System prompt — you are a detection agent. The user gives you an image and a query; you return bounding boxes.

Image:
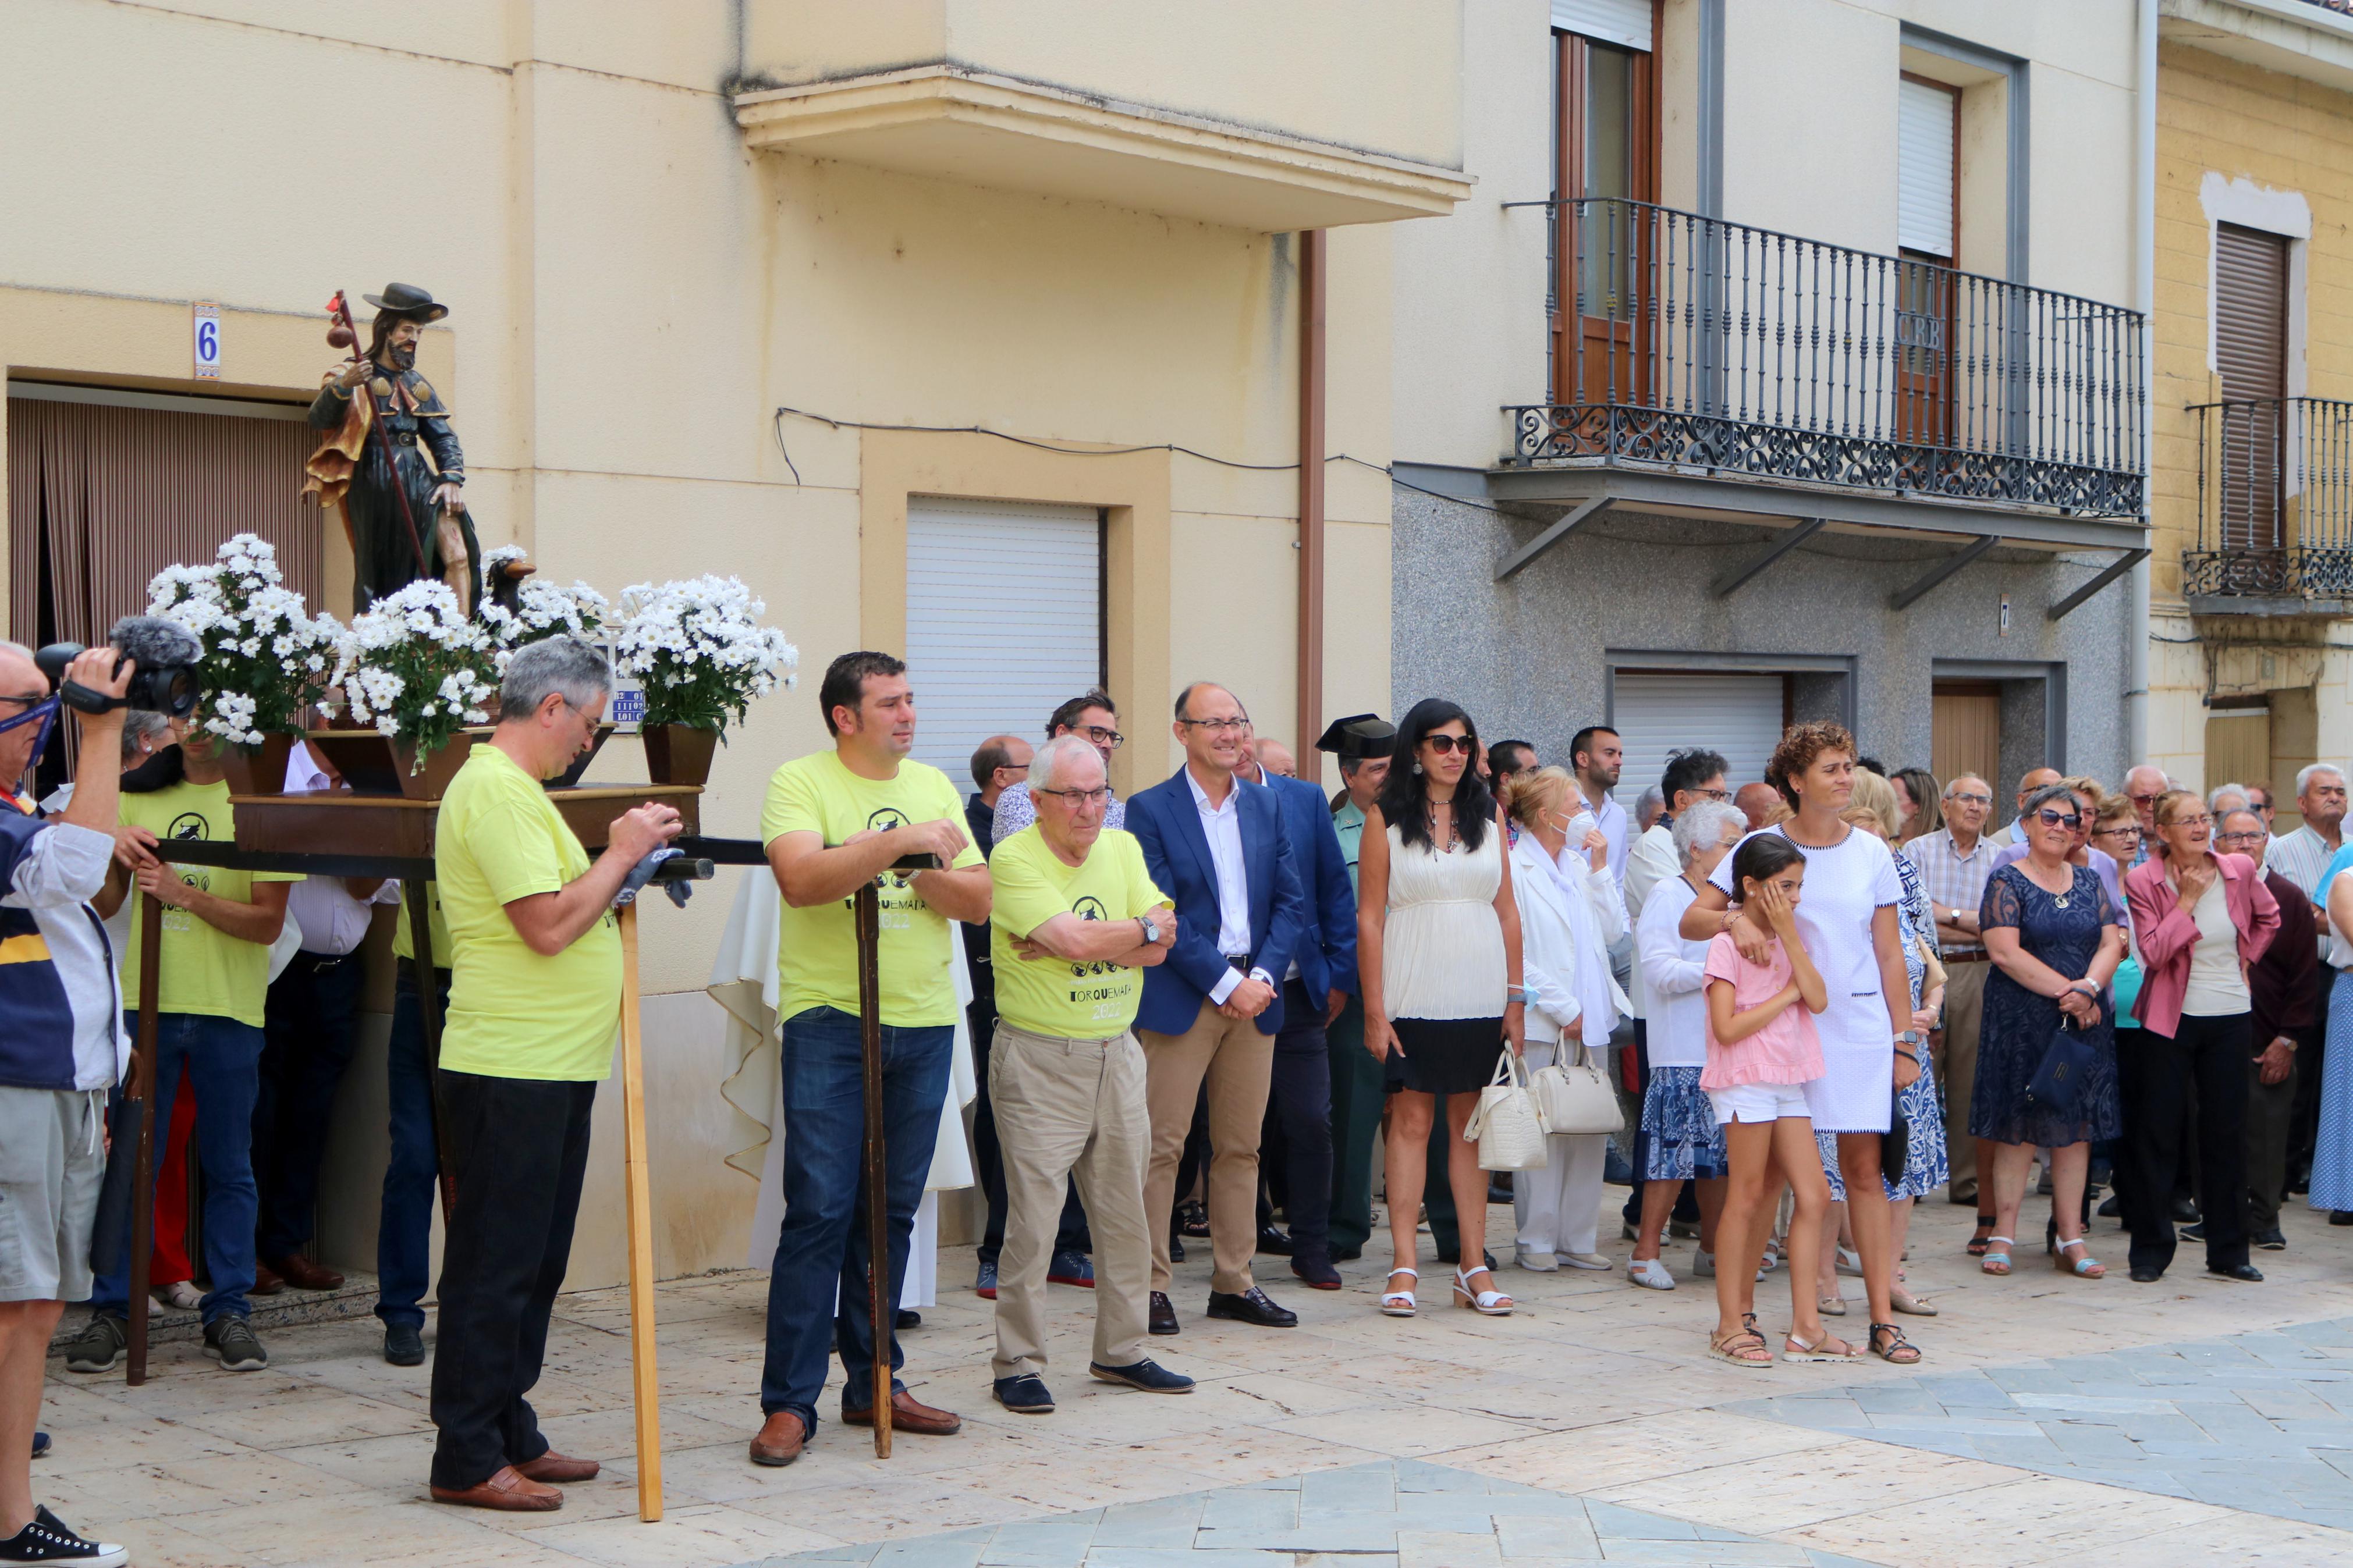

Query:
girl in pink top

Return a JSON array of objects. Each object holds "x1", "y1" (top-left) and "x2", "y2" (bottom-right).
[{"x1": 1701, "y1": 835, "x2": 1850, "y2": 1365}]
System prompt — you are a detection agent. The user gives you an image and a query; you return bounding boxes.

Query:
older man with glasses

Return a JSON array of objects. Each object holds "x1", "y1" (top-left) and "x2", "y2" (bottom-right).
[{"x1": 1907, "y1": 774, "x2": 1998, "y2": 1209}]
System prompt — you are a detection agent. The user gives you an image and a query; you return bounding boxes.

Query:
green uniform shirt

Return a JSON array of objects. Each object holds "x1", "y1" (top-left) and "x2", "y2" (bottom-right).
[
  {"x1": 988, "y1": 825, "x2": 1167, "y2": 1038},
  {"x1": 436, "y1": 745, "x2": 620, "y2": 1082},
  {"x1": 1334, "y1": 798, "x2": 1368, "y2": 897},
  {"x1": 119, "y1": 780, "x2": 301, "y2": 1029},
  {"x1": 761, "y1": 750, "x2": 984, "y2": 1029}
]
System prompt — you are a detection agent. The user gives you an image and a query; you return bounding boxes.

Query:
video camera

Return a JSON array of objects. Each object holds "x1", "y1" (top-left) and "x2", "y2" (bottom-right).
[{"x1": 34, "y1": 616, "x2": 203, "y2": 720}]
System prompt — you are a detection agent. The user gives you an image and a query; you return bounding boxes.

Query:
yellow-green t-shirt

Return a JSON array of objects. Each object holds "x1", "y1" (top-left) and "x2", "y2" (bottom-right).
[
  {"x1": 392, "y1": 881, "x2": 450, "y2": 968},
  {"x1": 436, "y1": 745, "x2": 620, "y2": 1081},
  {"x1": 989, "y1": 826, "x2": 1167, "y2": 1038},
  {"x1": 119, "y1": 780, "x2": 301, "y2": 1029},
  {"x1": 761, "y1": 750, "x2": 984, "y2": 1028}
]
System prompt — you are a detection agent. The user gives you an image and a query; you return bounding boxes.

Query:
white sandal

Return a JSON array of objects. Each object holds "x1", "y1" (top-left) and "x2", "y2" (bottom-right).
[
  {"x1": 1380, "y1": 1267, "x2": 1418, "y2": 1317},
  {"x1": 1453, "y1": 1265, "x2": 1513, "y2": 1315},
  {"x1": 1626, "y1": 1257, "x2": 1677, "y2": 1291}
]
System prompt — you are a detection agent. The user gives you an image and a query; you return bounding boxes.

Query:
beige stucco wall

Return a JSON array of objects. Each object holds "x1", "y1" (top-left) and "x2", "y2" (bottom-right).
[{"x1": 2, "y1": 0, "x2": 1403, "y2": 1286}]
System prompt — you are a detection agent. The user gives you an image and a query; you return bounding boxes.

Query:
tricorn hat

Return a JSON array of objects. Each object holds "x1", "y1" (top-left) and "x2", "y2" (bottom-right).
[
  {"x1": 363, "y1": 283, "x2": 448, "y2": 322},
  {"x1": 1315, "y1": 713, "x2": 1395, "y2": 759}
]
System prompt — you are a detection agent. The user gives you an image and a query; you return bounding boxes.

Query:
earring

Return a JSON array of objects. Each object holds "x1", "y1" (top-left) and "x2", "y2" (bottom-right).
[{"x1": 1411, "y1": 761, "x2": 1423, "y2": 775}]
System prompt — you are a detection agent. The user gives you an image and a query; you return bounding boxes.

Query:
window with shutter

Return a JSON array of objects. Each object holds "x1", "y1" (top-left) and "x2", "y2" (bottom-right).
[
  {"x1": 1896, "y1": 75, "x2": 1958, "y2": 449},
  {"x1": 1550, "y1": 5, "x2": 1660, "y2": 408},
  {"x1": 2213, "y1": 223, "x2": 2289, "y2": 552},
  {"x1": 1608, "y1": 671, "x2": 1788, "y2": 815}
]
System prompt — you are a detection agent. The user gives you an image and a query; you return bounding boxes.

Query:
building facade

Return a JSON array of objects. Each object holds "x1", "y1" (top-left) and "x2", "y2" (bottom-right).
[
  {"x1": 1, "y1": 1, "x2": 1465, "y2": 1283},
  {"x1": 2150, "y1": 0, "x2": 2353, "y2": 823},
  {"x1": 1390, "y1": 0, "x2": 2150, "y2": 813}
]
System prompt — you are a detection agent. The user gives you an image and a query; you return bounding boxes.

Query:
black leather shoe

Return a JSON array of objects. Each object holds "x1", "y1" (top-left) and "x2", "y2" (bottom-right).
[
  {"x1": 2096, "y1": 1193, "x2": 2122, "y2": 1218},
  {"x1": 2254, "y1": 1227, "x2": 2287, "y2": 1251},
  {"x1": 2333, "y1": 1210, "x2": 2353, "y2": 1226},
  {"x1": 2170, "y1": 1197, "x2": 2201, "y2": 1224},
  {"x1": 896, "y1": 1309, "x2": 921, "y2": 1329},
  {"x1": 384, "y1": 1324, "x2": 425, "y2": 1367},
  {"x1": 2208, "y1": 1262, "x2": 2264, "y2": 1283},
  {"x1": 1148, "y1": 1291, "x2": 1179, "y2": 1336},
  {"x1": 992, "y1": 1374, "x2": 1054, "y2": 1413},
  {"x1": 1291, "y1": 1253, "x2": 1342, "y2": 1290},
  {"x1": 1089, "y1": 1358, "x2": 1195, "y2": 1394},
  {"x1": 1256, "y1": 1224, "x2": 1294, "y2": 1257},
  {"x1": 2129, "y1": 1266, "x2": 2164, "y2": 1282},
  {"x1": 2180, "y1": 1222, "x2": 2206, "y2": 1242},
  {"x1": 1205, "y1": 1286, "x2": 1297, "y2": 1328},
  {"x1": 1168, "y1": 1234, "x2": 1186, "y2": 1263}
]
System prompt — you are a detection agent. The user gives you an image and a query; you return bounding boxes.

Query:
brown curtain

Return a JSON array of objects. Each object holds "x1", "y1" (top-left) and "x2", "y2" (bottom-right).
[{"x1": 8, "y1": 396, "x2": 320, "y2": 649}]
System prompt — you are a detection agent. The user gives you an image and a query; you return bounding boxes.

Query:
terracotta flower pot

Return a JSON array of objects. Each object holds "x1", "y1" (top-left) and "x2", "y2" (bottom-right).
[
  {"x1": 219, "y1": 733, "x2": 296, "y2": 797},
  {"x1": 643, "y1": 723, "x2": 720, "y2": 787},
  {"x1": 391, "y1": 731, "x2": 482, "y2": 801}
]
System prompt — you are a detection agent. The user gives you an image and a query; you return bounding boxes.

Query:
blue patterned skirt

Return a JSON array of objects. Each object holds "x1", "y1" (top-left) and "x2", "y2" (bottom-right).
[
  {"x1": 1639, "y1": 1066, "x2": 1727, "y2": 1182},
  {"x1": 2311, "y1": 973, "x2": 2353, "y2": 1213},
  {"x1": 1821, "y1": 1052, "x2": 1950, "y2": 1202}
]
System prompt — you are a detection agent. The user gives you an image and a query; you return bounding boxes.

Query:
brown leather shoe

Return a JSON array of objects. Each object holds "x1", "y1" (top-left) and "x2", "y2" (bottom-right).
[
  {"x1": 249, "y1": 1263, "x2": 286, "y2": 1297},
  {"x1": 265, "y1": 1254, "x2": 346, "y2": 1292},
  {"x1": 514, "y1": 1450, "x2": 600, "y2": 1483},
  {"x1": 748, "y1": 1410, "x2": 807, "y2": 1467},
  {"x1": 842, "y1": 1389, "x2": 962, "y2": 1437},
  {"x1": 430, "y1": 1464, "x2": 562, "y2": 1512}
]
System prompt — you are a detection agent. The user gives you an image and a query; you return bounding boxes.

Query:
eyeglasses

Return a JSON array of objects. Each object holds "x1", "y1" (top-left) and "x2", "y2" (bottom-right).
[
  {"x1": 1690, "y1": 787, "x2": 1732, "y2": 802},
  {"x1": 2091, "y1": 825, "x2": 2141, "y2": 841},
  {"x1": 2214, "y1": 830, "x2": 2266, "y2": 845},
  {"x1": 1421, "y1": 734, "x2": 1472, "y2": 755},
  {"x1": 1076, "y1": 725, "x2": 1124, "y2": 750},
  {"x1": 2163, "y1": 812, "x2": 2213, "y2": 830},
  {"x1": 998, "y1": 763, "x2": 1031, "y2": 777},
  {"x1": 1178, "y1": 716, "x2": 1251, "y2": 734},
  {"x1": 1035, "y1": 786, "x2": 1111, "y2": 806},
  {"x1": 2033, "y1": 808, "x2": 2083, "y2": 830},
  {"x1": 1944, "y1": 791, "x2": 1992, "y2": 808}
]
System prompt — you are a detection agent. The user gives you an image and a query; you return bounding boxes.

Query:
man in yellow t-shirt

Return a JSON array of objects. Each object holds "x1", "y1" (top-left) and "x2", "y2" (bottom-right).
[
  {"x1": 424, "y1": 637, "x2": 680, "y2": 1514},
  {"x1": 750, "y1": 652, "x2": 989, "y2": 1467},
  {"x1": 984, "y1": 736, "x2": 1188, "y2": 1414},
  {"x1": 80, "y1": 726, "x2": 300, "y2": 1374}
]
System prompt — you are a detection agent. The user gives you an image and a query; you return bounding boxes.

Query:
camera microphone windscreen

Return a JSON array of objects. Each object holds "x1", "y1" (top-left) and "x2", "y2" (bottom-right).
[{"x1": 109, "y1": 616, "x2": 203, "y2": 670}]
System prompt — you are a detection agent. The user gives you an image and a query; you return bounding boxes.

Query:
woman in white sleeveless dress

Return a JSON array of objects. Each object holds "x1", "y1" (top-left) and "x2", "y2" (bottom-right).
[{"x1": 1358, "y1": 701, "x2": 1526, "y2": 1318}]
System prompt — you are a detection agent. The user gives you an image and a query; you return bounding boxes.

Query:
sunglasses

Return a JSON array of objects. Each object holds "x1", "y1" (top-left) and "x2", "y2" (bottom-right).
[
  {"x1": 1421, "y1": 734, "x2": 1473, "y2": 755},
  {"x1": 2033, "y1": 808, "x2": 2083, "y2": 830}
]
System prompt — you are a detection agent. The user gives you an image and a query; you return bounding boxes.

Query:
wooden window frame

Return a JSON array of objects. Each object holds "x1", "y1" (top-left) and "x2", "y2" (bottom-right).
[{"x1": 1551, "y1": 3, "x2": 1663, "y2": 409}]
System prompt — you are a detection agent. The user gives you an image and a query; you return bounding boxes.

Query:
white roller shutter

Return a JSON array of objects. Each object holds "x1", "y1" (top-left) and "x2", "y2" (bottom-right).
[
  {"x1": 1898, "y1": 77, "x2": 1957, "y2": 258},
  {"x1": 1552, "y1": 0, "x2": 1652, "y2": 51},
  {"x1": 906, "y1": 496, "x2": 1101, "y2": 781},
  {"x1": 1609, "y1": 672, "x2": 1787, "y2": 815}
]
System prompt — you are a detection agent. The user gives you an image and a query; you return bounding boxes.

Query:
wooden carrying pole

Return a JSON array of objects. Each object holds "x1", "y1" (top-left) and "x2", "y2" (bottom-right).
[
  {"x1": 616, "y1": 902, "x2": 664, "y2": 1521},
  {"x1": 126, "y1": 891, "x2": 163, "y2": 1386},
  {"x1": 854, "y1": 882, "x2": 892, "y2": 1459}
]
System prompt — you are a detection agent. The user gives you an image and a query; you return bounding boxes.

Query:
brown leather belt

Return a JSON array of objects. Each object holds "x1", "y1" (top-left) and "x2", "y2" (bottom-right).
[{"x1": 1943, "y1": 950, "x2": 1990, "y2": 964}]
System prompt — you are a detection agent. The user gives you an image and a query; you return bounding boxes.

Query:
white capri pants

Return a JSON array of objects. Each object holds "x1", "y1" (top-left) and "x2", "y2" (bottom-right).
[{"x1": 1510, "y1": 1039, "x2": 1610, "y2": 1256}]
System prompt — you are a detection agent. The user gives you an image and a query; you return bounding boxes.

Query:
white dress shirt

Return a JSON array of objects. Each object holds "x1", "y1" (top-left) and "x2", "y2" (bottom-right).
[
  {"x1": 1635, "y1": 874, "x2": 1710, "y2": 1068},
  {"x1": 279, "y1": 740, "x2": 399, "y2": 955},
  {"x1": 1186, "y1": 766, "x2": 1271, "y2": 1005},
  {"x1": 1583, "y1": 785, "x2": 1630, "y2": 891}
]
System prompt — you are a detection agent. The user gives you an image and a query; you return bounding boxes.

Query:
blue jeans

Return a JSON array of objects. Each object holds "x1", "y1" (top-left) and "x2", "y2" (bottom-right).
[
  {"x1": 760, "y1": 1007, "x2": 949, "y2": 1430},
  {"x1": 93, "y1": 1012, "x2": 264, "y2": 1324},
  {"x1": 375, "y1": 964, "x2": 447, "y2": 1330}
]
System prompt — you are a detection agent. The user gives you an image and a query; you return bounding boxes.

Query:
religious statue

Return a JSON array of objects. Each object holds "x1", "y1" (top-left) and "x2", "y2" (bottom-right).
[{"x1": 303, "y1": 283, "x2": 483, "y2": 614}]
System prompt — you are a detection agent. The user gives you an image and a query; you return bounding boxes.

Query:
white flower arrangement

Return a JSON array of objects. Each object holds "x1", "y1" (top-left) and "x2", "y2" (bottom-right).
[
  {"x1": 330, "y1": 579, "x2": 496, "y2": 765},
  {"x1": 612, "y1": 575, "x2": 797, "y2": 733},
  {"x1": 481, "y1": 577, "x2": 609, "y2": 673},
  {"x1": 145, "y1": 534, "x2": 341, "y2": 745}
]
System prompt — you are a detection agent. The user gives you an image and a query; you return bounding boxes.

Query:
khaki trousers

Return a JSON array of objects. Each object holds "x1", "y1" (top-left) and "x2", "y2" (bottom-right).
[
  {"x1": 1936, "y1": 959, "x2": 1989, "y2": 1199},
  {"x1": 988, "y1": 1023, "x2": 1153, "y2": 1381},
  {"x1": 1141, "y1": 1000, "x2": 1276, "y2": 1294}
]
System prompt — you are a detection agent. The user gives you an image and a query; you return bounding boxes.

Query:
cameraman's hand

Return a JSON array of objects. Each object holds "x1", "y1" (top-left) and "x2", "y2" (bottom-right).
[
  {"x1": 608, "y1": 803, "x2": 683, "y2": 865},
  {"x1": 63, "y1": 647, "x2": 133, "y2": 727}
]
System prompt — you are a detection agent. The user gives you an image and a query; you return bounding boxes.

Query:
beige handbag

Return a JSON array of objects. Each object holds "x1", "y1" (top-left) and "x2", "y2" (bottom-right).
[
  {"x1": 1529, "y1": 1038, "x2": 1624, "y2": 1136},
  {"x1": 1465, "y1": 1050, "x2": 1552, "y2": 1171}
]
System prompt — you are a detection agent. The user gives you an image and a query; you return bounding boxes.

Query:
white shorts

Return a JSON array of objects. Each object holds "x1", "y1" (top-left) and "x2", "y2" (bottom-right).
[{"x1": 1707, "y1": 1082, "x2": 1813, "y2": 1126}]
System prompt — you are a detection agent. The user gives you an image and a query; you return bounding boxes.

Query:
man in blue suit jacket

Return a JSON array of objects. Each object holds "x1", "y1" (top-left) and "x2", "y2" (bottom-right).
[
  {"x1": 1238, "y1": 737, "x2": 1357, "y2": 1290},
  {"x1": 1127, "y1": 683, "x2": 1306, "y2": 1335}
]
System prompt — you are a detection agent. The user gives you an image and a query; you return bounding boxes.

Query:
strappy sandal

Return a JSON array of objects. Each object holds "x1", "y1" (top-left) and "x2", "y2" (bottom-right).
[
  {"x1": 1380, "y1": 1267, "x2": 1418, "y2": 1317},
  {"x1": 1965, "y1": 1215, "x2": 1997, "y2": 1257},
  {"x1": 1979, "y1": 1236, "x2": 2014, "y2": 1276},
  {"x1": 1454, "y1": 1265, "x2": 1513, "y2": 1316},
  {"x1": 2052, "y1": 1237, "x2": 2106, "y2": 1279},
  {"x1": 1868, "y1": 1322, "x2": 1922, "y2": 1364},
  {"x1": 1709, "y1": 1322, "x2": 1773, "y2": 1368},
  {"x1": 1784, "y1": 1328, "x2": 1862, "y2": 1363}
]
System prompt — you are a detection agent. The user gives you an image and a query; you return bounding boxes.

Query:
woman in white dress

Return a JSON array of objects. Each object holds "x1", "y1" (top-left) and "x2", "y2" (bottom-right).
[
  {"x1": 1681, "y1": 721, "x2": 1923, "y2": 1365},
  {"x1": 1502, "y1": 767, "x2": 1627, "y2": 1273},
  {"x1": 1358, "y1": 699, "x2": 1526, "y2": 1318}
]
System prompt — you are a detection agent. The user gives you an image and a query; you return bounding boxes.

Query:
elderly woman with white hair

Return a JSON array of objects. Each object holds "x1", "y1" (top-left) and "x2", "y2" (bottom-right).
[{"x1": 1626, "y1": 799, "x2": 1747, "y2": 1289}]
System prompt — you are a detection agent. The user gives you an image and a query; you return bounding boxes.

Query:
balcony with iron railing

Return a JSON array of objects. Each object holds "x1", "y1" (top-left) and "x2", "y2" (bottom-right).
[
  {"x1": 1500, "y1": 199, "x2": 2146, "y2": 523},
  {"x1": 2185, "y1": 396, "x2": 2353, "y2": 611}
]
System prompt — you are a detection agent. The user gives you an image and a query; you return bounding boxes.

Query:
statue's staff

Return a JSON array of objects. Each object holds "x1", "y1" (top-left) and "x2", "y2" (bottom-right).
[{"x1": 326, "y1": 289, "x2": 433, "y2": 584}]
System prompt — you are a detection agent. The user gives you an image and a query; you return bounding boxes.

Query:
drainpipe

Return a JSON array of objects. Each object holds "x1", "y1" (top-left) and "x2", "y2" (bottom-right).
[
  {"x1": 2128, "y1": 0, "x2": 2156, "y2": 767},
  {"x1": 1297, "y1": 229, "x2": 1327, "y2": 771}
]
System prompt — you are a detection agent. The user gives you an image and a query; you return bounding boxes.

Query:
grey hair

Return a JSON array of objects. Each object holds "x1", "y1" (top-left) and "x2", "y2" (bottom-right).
[
  {"x1": 2208, "y1": 781, "x2": 2250, "y2": 816},
  {"x1": 2020, "y1": 781, "x2": 2081, "y2": 823},
  {"x1": 120, "y1": 708, "x2": 173, "y2": 764},
  {"x1": 1028, "y1": 733, "x2": 1105, "y2": 794},
  {"x1": 2298, "y1": 762, "x2": 2345, "y2": 795},
  {"x1": 1673, "y1": 800, "x2": 1747, "y2": 868},
  {"x1": 1942, "y1": 773, "x2": 1989, "y2": 799},
  {"x1": 497, "y1": 634, "x2": 610, "y2": 722},
  {"x1": 1637, "y1": 784, "x2": 1666, "y2": 815}
]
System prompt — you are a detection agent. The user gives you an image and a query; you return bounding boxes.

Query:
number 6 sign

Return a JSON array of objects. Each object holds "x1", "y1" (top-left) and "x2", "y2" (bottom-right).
[{"x1": 191, "y1": 302, "x2": 221, "y2": 381}]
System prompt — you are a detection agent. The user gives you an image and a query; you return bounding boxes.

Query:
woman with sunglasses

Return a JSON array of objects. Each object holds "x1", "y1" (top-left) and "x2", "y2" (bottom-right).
[
  {"x1": 1972, "y1": 783, "x2": 2128, "y2": 1281},
  {"x1": 2119, "y1": 791, "x2": 2280, "y2": 1283},
  {"x1": 1357, "y1": 699, "x2": 1525, "y2": 1317}
]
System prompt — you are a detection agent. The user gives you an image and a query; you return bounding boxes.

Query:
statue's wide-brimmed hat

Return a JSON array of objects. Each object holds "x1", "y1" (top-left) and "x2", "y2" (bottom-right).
[{"x1": 363, "y1": 283, "x2": 448, "y2": 322}]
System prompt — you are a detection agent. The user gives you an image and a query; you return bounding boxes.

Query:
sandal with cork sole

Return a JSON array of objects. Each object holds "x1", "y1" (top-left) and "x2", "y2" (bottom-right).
[
  {"x1": 1979, "y1": 1238, "x2": 2015, "y2": 1276},
  {"x1": 1710, "y1": 1313, "x2": 1773, "y2": 1368},
  {"x1": 1453, "y1": 1266, "x2": 1513, "y2": 1316}
]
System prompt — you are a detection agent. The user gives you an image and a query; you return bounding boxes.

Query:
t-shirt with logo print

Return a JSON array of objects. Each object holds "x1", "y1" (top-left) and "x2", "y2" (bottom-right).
[
  {"x1": 989, "y1": 824, "x2": 1169, "y2": 1039},
  {"x1": 118, "y1": 778, "x2": 303, "y2": 1029},
  {"x1": 761, "y1": 749, "x2": 984, "y2": 1029}
]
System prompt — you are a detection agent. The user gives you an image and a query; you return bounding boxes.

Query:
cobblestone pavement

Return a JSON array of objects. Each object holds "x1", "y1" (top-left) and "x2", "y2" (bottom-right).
[{"x1": 31, "y1": 1198, "x2": 2353, "y2": 1566}]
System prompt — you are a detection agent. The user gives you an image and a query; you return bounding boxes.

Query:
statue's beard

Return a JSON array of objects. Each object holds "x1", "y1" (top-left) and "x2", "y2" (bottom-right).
[{"x1": 385, "y1": 340, "x2": 418, "y2": 371}]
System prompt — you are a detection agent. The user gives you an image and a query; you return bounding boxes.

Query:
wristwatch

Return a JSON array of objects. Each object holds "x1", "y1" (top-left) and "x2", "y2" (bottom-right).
[{"x1": 1138, "y1": 913, "x2": 1162, "y2": 946}]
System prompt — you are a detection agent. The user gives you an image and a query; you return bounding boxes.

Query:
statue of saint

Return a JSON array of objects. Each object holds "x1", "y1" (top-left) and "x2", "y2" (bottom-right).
[{"x1": 303, "y1": 284, "x2": 481, "y2": 614}]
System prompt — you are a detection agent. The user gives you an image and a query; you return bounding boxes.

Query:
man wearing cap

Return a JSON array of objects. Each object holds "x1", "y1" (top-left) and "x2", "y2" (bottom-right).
[
  {"x1": 1316, "y1": 713, "x2": 1392, "y2": 1261},
  {"x1": 306, "y1": 282, "x2": 481, "y2": 613}
]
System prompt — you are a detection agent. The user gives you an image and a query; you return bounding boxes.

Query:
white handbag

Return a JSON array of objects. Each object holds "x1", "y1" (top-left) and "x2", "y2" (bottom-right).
[
  {"x1": 1529, "y1": 1038, "x2": 1624, "y2": 1136},
  {"x1": 1464, "y1": 1049, "x2": 1551, "y2": 1171}
]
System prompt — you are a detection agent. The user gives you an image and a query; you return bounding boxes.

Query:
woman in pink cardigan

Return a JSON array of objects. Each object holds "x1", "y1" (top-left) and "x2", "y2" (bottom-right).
[{"x1": 2121, "y1": 791, "x2": 2281, "y2": 1285}]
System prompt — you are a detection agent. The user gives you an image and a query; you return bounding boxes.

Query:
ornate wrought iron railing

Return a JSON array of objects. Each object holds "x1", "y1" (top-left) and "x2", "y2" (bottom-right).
[
  {"x1": 2184, "y1": 396, "x2": 2353, "y2": 602},
  {"x1": 1503, "y1": 198, "x2": 2145, "y2": 517}
]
